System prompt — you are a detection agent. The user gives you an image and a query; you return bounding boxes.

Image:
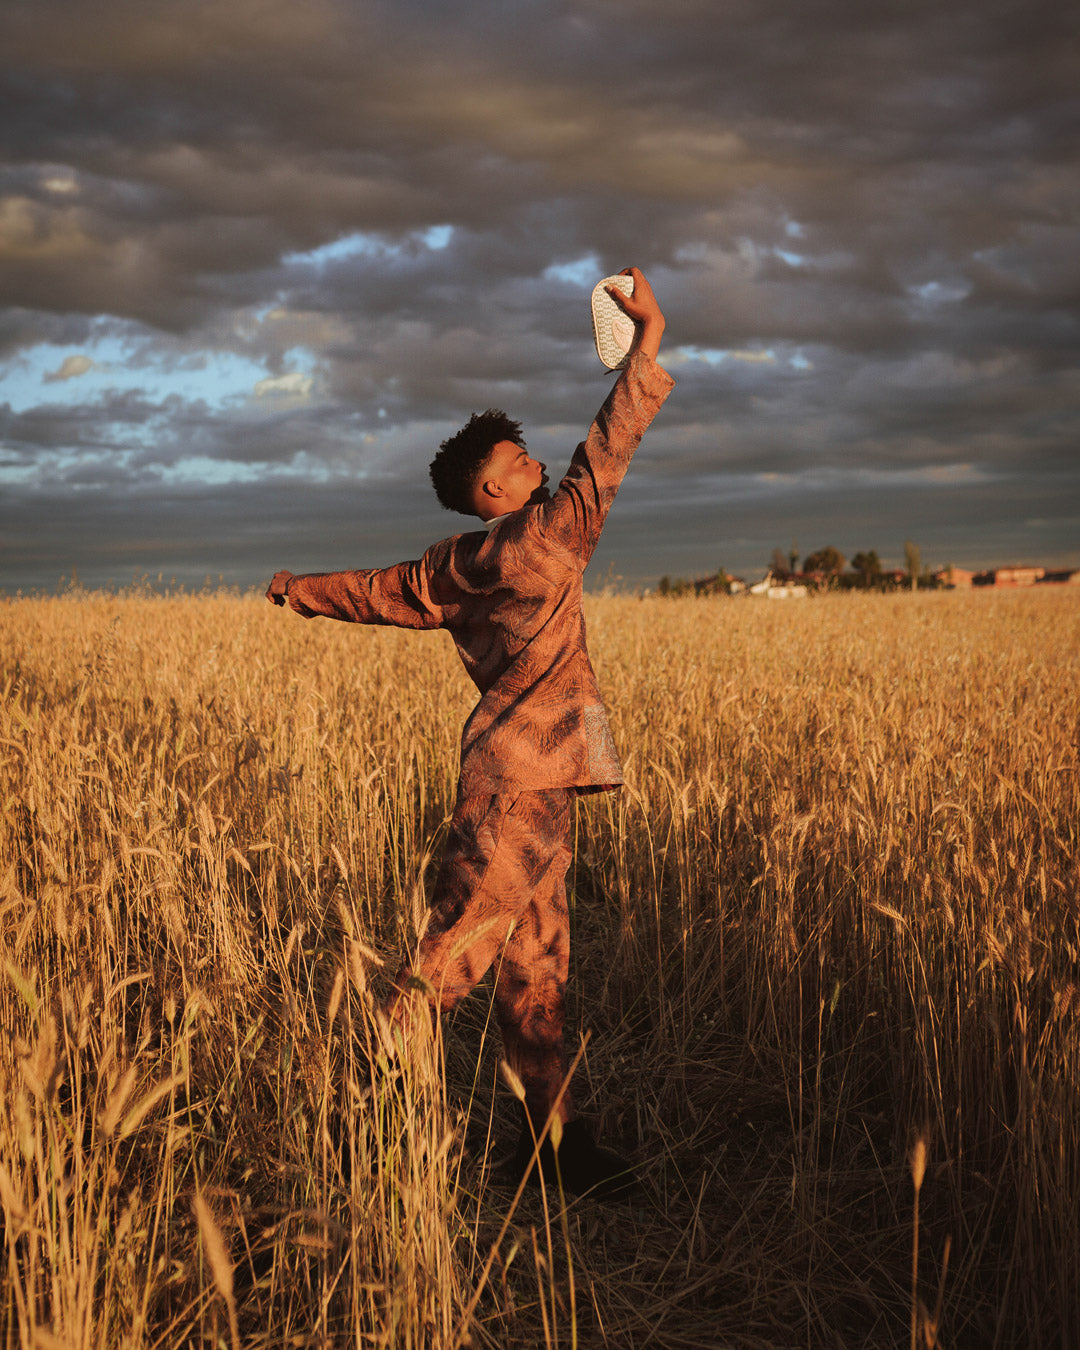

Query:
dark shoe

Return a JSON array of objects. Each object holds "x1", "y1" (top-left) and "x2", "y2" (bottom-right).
[{"x1": 508, "y1": 1119, "x2": 640, "y2": 1200}]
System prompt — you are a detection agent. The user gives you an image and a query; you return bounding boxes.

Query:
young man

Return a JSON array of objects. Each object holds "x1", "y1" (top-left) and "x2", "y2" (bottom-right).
[{"x1": 267, "y1": 268, "x2": 673, "y2": 1195}]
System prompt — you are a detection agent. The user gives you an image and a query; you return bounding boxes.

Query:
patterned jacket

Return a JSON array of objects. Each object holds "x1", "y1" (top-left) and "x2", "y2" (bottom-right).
[{"x1": 284, "y1": 350, "x2": 675, "y2": 794}]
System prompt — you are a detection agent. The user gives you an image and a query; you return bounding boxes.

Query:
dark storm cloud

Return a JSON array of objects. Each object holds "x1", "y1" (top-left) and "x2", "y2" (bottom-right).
[{"x1": 1, "y1": 0, "x2": 1078, "y2": 591}]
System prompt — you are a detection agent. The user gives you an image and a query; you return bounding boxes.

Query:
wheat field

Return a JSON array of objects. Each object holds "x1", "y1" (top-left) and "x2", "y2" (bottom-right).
[{"x1": 1, "y1": 584, "x2": 1078, "y2": 1348}]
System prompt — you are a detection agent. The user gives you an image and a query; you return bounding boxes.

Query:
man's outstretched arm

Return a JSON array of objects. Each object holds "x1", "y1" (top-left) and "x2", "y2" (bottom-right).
[{"x1": 265, "y1": 558, "x2": 443, "y2": 629}]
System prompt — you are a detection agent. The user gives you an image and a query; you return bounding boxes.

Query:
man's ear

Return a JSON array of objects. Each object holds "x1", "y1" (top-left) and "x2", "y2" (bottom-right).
[{"x1": 481, "y1": 478, "x2": 505, "y2": 501}]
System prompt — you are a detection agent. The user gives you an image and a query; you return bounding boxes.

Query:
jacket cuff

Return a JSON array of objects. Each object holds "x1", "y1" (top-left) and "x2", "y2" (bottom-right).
[
  {"x1": 285, "y1": 573, "x2": 324, "y2": 618},
  {"x1": 625, "y1": 348, "x2": 676, "y2": 401}
]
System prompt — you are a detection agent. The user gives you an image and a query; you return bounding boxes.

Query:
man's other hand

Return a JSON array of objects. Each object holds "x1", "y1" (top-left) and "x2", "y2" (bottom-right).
[{"x1": 266, "y1": 570, "x2": 294, "y2": 606}]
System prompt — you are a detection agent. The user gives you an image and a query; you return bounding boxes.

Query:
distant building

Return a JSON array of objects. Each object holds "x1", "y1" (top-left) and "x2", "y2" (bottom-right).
[
  {"x1": 996, "y1": 566, "x2": 1045, "y2": 587},
  {"x1": 691, "y1": 571, "x2": 746, "y2": 596},
  {"x1": 975, "y1": 566, "x2": 1046, "y2": 587},
  {"x1": 936, "y1": 566, "x2": 975, "y2": 589},
  {"x1": 749, "y1": 572, "x2": 808, "y2": 599}
]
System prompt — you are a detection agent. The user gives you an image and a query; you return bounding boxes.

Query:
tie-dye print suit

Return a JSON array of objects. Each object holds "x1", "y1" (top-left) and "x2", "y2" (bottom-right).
[{"x1": 284, "y1": 350, "x2": 675, "y2": 1126}]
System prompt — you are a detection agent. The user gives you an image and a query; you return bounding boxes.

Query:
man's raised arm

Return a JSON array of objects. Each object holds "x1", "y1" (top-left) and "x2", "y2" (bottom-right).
[{"x1": 535, "y1": 267, "x2": 674, "y2": 565}]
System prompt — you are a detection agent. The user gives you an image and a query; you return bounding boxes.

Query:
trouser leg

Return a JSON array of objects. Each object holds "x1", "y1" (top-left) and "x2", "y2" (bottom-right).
[
  {"x1": 389, "y1": 788, "x2": 575, "y2": 1126},
  {"x1": 491, "y1": 790, "x2": 574, "y2": 1126}
]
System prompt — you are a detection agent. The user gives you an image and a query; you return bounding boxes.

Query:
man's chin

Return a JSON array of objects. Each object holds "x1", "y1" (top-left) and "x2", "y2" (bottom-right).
[{"x1": 528, "y1": 485, "x2": 552, "y2": 506}]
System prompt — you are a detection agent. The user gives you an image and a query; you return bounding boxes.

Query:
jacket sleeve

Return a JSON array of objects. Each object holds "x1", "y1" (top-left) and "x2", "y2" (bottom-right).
[
  {"x1": 284, "y1": 554, "x2": 444, "y2": 629},
  {"x1": 533, "y1": 350, "x2": 675, "y2": 567}
]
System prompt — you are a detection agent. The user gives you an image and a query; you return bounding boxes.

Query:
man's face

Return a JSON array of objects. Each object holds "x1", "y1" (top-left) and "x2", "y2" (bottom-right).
[{"x1": 480, "y1": 440, "x2": 549, "y2": 516}]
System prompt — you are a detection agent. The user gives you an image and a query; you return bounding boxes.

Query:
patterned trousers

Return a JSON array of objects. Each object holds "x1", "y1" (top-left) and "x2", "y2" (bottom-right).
[{"x1": 395, "y1": 788, "x2": 575, "y2": 1127}]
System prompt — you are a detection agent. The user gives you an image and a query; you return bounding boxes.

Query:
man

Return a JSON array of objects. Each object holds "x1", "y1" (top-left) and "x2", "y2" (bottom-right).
[{"x1": 267, "y1": 267, "x2": 672, "y2": 1195}]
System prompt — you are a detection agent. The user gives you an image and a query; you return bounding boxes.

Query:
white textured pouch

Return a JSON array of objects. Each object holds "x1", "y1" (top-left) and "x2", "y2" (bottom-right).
[{"x1": 590, "y1": 274, "x2": 639, "y2": 370}]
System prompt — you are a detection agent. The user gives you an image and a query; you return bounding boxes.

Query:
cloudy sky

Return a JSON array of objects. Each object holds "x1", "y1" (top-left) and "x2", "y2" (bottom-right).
[{"x1": 2, "y1": 0, "x2": 1078, "y2": 593}]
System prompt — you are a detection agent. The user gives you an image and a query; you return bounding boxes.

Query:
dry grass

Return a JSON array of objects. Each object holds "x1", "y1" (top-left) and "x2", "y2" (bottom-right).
[{"x1": 1, "y1": 584, "x2": 1078, "y2": 1348}]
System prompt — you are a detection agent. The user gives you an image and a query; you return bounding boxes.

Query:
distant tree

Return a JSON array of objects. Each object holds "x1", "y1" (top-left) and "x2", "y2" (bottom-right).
[
  {"x1": 657, "y1": 575, "x2": 692, "y2": 597},
  {"x1": 803, "y1": 546, "x2": 846, "y2": 577},
  {"x1": 770, "y1": 547, "x2": 789, "y2": 577},
  {"x1": 904, "y1": 539, "x2": 921, "y2": 592},
  {"x1": 851, "y1": 549, "x2": 884, "y2": 589},
  {"x1": 789, "y1": 541, "x2": 799, "y2": 574}
]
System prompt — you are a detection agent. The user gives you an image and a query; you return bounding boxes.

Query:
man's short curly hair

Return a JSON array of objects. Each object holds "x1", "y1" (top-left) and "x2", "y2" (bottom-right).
[{"x1": 429, "y1": 409, "x2": 525, "y2": 515}]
